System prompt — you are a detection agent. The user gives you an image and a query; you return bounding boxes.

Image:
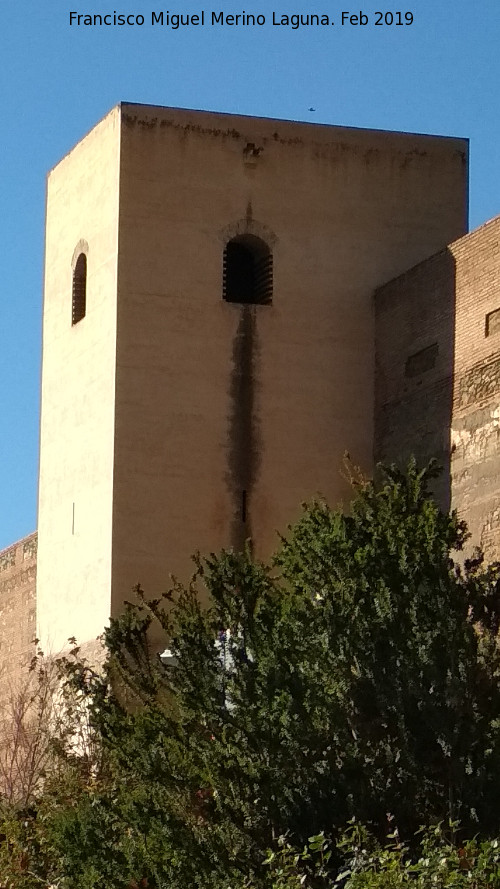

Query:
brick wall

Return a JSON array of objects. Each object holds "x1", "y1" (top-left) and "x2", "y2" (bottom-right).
[
  {"x1": 450, "y1": 217, "x2": 500, "y2": 560},
  {"x1": 38, "y1": 105, "x2": 468, "y2": 652},
  {"x1": 374, "y1": 246, "x2": 456, "y2": 510},
  {"x1": 375, "y1": 215, "x2": 500, "y2": 559}
]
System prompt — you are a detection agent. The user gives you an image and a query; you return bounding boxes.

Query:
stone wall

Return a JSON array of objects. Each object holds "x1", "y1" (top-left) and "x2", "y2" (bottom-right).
[
  {"x1": 110, "y1": 104, "x2": 467, "y2": 626},
  {"x1": 0, "y1": 532, "x2": 37, "y2": 696},
  {"x1": 37, "y1": 106, "x2": 119, "y2": 654},
  {"x1": 375, "y1": 216, "x2": 500, "y2": 560},
  {"x1": 36, "y1": 105, "x2": 468, "y2": 652},
  {"x1": 450, "y1": 217, "x2": 500, "y2": 560}
]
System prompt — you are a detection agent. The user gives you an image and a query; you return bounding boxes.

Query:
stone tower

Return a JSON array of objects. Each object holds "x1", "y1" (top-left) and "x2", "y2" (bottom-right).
[{"x1": 36, "y1": 104, "x2": 468, "y2": 654}]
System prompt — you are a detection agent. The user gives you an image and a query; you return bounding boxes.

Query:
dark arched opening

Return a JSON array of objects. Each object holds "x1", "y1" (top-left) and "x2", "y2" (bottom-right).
[
  {"x1": 72, "y1": 253, "x2": 87, "y2": 325},
  {"x1": 223, "y1": 235, "x2": 272, "y2": 305}
]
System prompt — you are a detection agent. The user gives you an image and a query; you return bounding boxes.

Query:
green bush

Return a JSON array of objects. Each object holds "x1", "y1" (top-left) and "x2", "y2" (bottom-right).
[
  {"x1": 3, "y1": 460, "x2": 500, "y2": 888},
  {"x1": 264, "y1": 823, "x2": 500, "y2": 889}
]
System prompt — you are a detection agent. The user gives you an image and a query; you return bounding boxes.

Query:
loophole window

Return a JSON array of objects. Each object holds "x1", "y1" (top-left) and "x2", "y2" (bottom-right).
[
  {"x1": 72, "y1": 253, "x2": 87, "y2": 325},
  {"x1": 223, "y1": 235, "x2": 272, "y2": 305}
]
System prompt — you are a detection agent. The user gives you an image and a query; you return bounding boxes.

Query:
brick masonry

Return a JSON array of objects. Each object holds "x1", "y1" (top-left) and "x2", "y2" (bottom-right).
[
  {"x1": 36, "y1": 104, "x2": 468, "y2": 654},
  {"x1": 375, "y1": 215, "x2": 500, "y2": 559}
]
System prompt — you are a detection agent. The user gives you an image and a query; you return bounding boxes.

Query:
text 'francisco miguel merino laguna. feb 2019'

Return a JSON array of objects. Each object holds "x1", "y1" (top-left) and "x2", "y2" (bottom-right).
[{"x1": 68, "y1": 10, "x2": 415, "y2": 29}]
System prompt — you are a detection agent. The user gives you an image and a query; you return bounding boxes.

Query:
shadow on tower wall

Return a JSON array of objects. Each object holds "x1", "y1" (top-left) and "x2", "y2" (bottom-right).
[{"x1": 374, "y1": 247, "x2": 456, "y2": 513}]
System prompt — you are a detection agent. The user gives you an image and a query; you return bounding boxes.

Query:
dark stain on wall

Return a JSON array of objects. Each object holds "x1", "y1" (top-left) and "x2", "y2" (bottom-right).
[
  {"x1": 122, "y1": 112, "x2": 242, "y2": 141},
  {"x1": 226, "y1": 306, "x2": 261, "y2": 551}
]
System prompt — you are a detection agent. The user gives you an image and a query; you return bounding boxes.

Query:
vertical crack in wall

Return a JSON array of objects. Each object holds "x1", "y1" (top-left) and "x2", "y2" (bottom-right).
[{"x1": 226, "y1": 306, "x2": 261, "y2": 551}]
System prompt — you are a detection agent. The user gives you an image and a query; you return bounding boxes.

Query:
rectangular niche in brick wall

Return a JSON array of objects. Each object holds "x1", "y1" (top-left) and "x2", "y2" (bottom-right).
[
  {"x1": 485, "y1": 308, "x2": 500, "y2": 338},
  {"x1": 405, "y1": 343, "x2": 438, "y2": 378}
]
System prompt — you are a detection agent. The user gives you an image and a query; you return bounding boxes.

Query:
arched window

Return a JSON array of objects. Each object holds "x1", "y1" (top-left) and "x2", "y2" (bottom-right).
[
  {"x1": 223, "y1": 235, "x2": 272, "y2": 305},
  {"x1": 72, "y1": 253, "x2": 87, "y2": 325}
]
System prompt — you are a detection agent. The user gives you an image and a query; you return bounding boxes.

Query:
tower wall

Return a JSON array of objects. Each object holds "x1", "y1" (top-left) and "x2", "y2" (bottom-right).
[
  {"x1": 37, "y1": 108, "x2": 120, "y2": 653},
  {"x1": 451, "y1": 217, "x2": 500, "y2": 559},
  {"x1": 110, "y1": 105, "x2": 468, "y2": 609},
  {"x1": 36, "y1": 104, "x2": 469, "y2": 650},
  {"x1": 375, "y1": 216, "x2": 500, "y2": 558}
]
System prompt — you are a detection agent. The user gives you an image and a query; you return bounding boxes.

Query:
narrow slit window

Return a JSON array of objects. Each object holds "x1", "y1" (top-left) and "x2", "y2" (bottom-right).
[
  {"x1": 223, "y1": 235, "x2": 272, "y2": 305},
  {"x1": 72, "y1": 253, "x2": 87, "y2": 325}
]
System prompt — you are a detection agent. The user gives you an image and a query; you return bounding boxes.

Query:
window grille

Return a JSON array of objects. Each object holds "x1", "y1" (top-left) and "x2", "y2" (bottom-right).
[
  {"x1": 223, "y1": 235, "x2": 272, "y2": 305},
  {"x1": 72, "y1": 253, "x2": 87, "y2": 325}
]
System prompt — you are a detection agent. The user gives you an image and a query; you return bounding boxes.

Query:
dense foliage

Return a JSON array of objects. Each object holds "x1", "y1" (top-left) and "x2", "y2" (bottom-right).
[
  {"x1": 2, "y1": 460, "x2": 500, "y2": 888},
  {"x1": 266, "y1": 822, "x2": 500, "y2": 888}
]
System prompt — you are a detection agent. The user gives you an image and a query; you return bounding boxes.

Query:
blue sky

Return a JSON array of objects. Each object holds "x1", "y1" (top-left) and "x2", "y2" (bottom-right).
[{"x1": 1, "y1": 0, "x2": 499, "y2": 551}]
